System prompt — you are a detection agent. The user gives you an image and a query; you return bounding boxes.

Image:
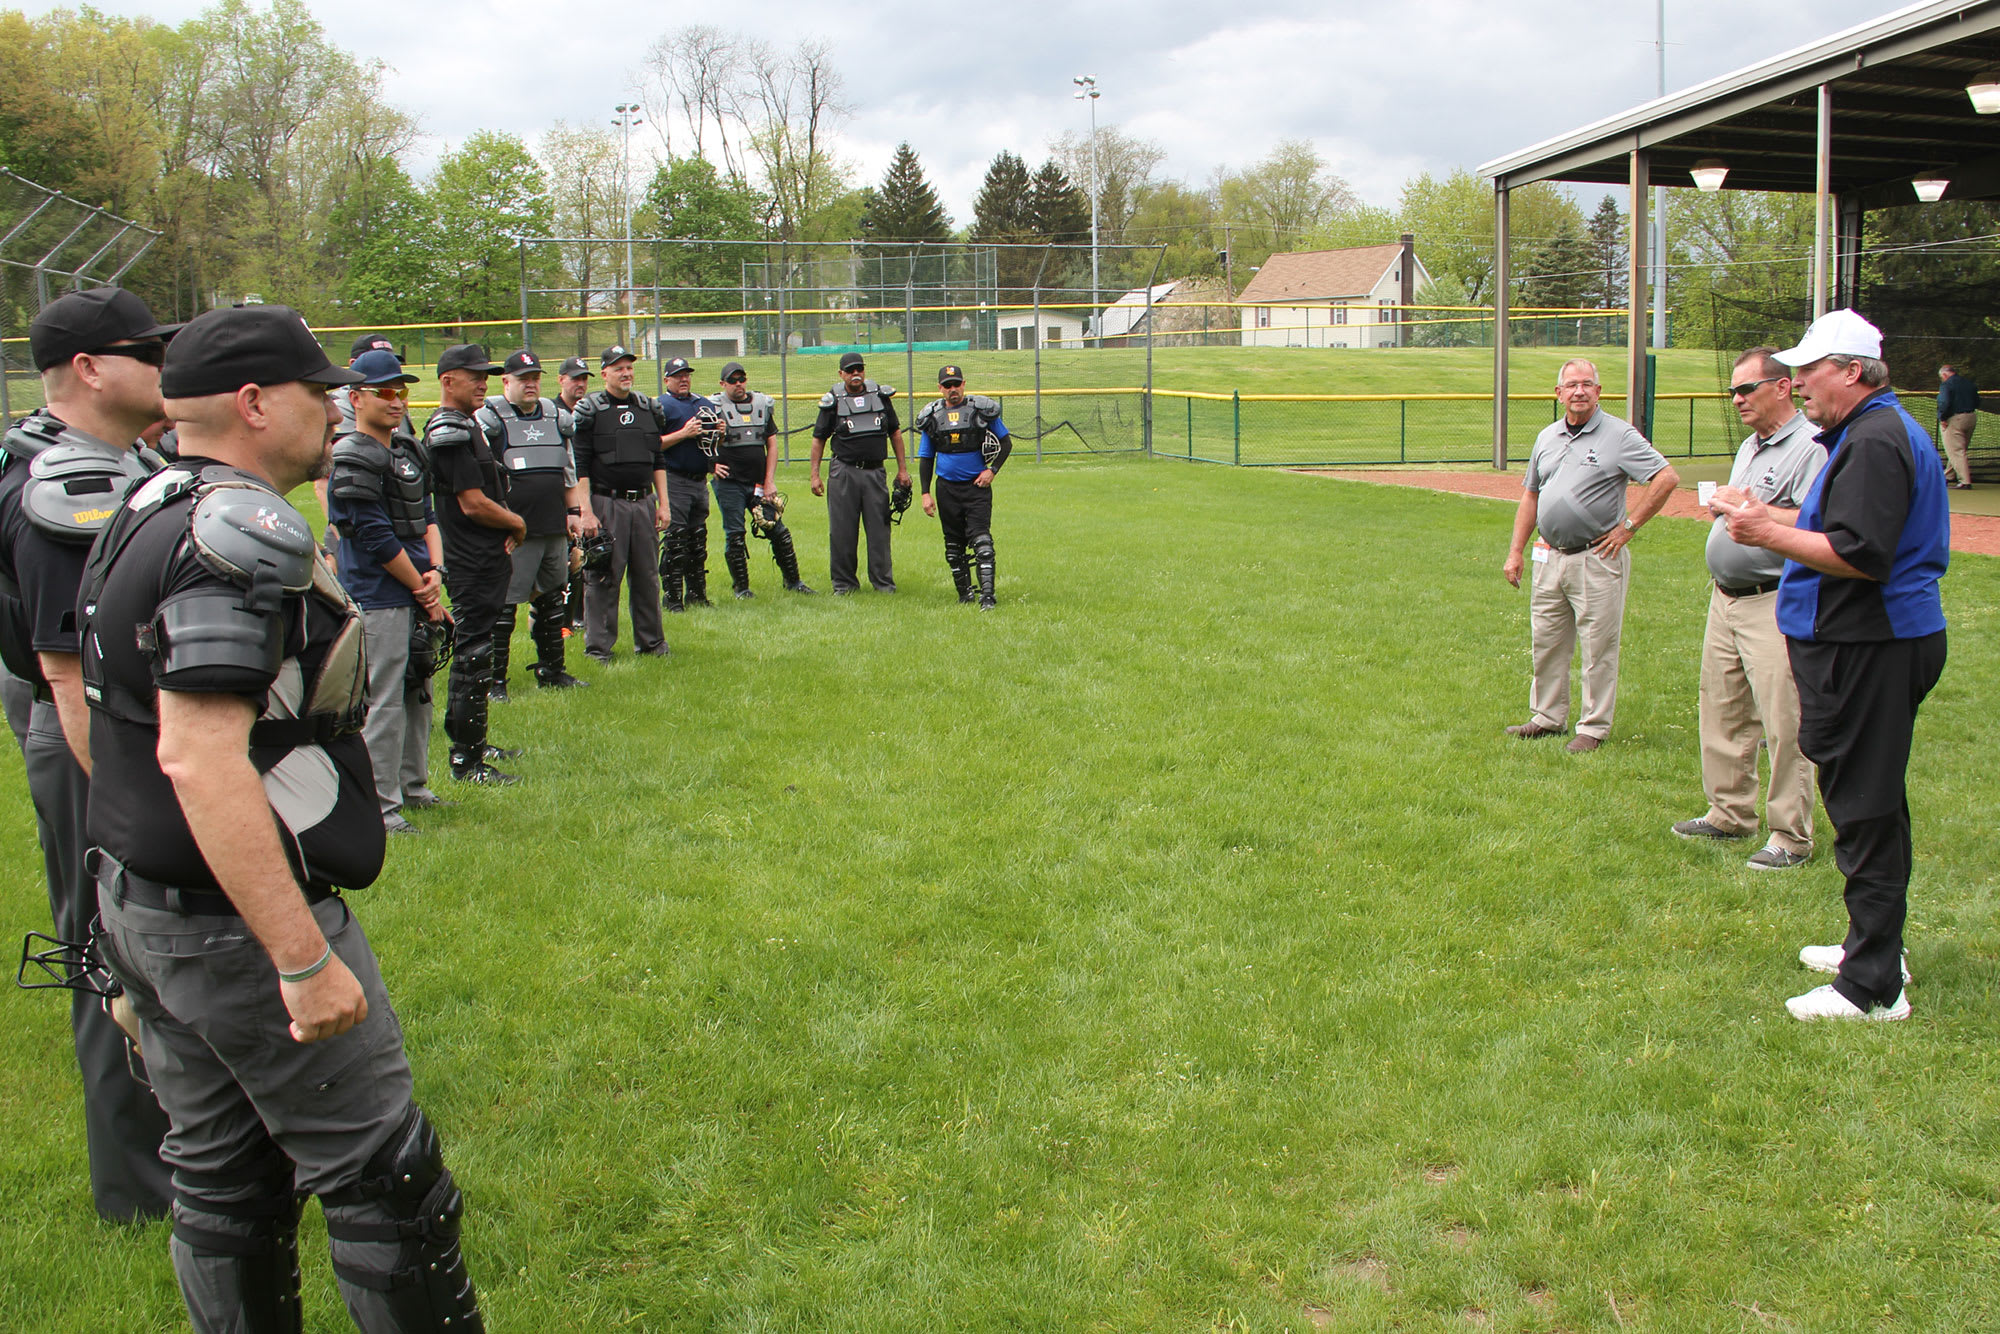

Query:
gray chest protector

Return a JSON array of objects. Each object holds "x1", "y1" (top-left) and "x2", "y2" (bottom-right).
[
  {"x1": 831, "y1": 380, "x2": 893, "y2": 436},
  {"x1": 920, "y1": 396, "x2": 999, "y2": 454},
  {"x1": 483, "y1": 396, "x2": 571, "y2": 476},
  {"x1": 587, "y1": 392, "x2": 661, "y2": 467},
  {"x1": 716, "y1": 393, "x2": 774, "y2": 448}
]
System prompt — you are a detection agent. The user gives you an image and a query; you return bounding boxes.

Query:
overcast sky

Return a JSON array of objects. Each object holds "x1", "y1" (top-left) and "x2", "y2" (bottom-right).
[{"x1": 26, "y1": 0, "x2": 1905, "y2": 216}]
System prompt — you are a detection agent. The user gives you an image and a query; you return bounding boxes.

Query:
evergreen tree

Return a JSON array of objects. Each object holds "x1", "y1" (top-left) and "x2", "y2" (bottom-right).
[
  {"x1": 972, "y1": 151, "x2": 1036, "y2": 294},
  {"x1": 1027, "y1": 160, "x2": 1089, "y2": 246},
  {"x1": 1586, "y1": 194, "x2": 1627, "y2": 310},
  {"x1": 1521, "y1": 217, "x2": 1593, "y2": 311},
  {"x1": 868, "y1": 142, "x2": 950, "y2": 243}
]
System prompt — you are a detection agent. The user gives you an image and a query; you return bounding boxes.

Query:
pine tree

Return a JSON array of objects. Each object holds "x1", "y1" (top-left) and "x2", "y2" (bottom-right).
[
  {"x1": 973, "y1": 151, "x2": 1036, "y2": 294},
  {"x1": 868, "y1": 142, "x2": 951, "y2": 243},
  {"x1": 1521, "y1": 217, "x2": 1593, "y2": 311},
  {"x1": 1027, "y1": 160, "x2": 1089, "y2": 246},
  {"x1": 1586, "y1": 195, "x2": 1627, "y2": 310}
]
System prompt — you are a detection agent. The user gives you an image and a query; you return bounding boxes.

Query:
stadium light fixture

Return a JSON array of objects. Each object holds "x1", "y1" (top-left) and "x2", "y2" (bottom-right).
[
  {"x1": 1912, "y1": 176, "x2": 1950, "y2": 203},
  {"x1": 1689, "y1": 159, "x2": 1729, "y2": 191},
  {"x1": 1966, "y1": 74, "x2": 2000, "y2": 114},
  {"x1": 1073, "y1": 75, "x2": 1101, "y2": 346}
]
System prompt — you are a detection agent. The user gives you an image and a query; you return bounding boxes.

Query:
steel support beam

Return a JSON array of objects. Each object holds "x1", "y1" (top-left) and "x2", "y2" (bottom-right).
[
  {"x1": 1812, "y1": 84, "x2": 1834, "y2": 318},
  {"x1": 1492, "y1": 185, "x2": 1511, "y2": 469},
  {"x1": 1627, "y1": 150, "x2": 1650, "y2": 436}
]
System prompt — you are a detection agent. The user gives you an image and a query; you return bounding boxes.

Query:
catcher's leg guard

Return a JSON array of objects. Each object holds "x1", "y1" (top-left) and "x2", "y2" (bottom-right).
[
  {"x1": 565, "y1": 571, "x2": 584, "y2": 630},
  {"x1": 684, "y1": 521, "x2": 712, "y2": 606},
  {"x1": 659, "y1": 529, "x2": 686, "y2": 613},
  {"x1": 168, "y1": 1149, "x2": 304, "y2": 1334},
  {"x1": 769, "y1": 523, "x2": 814, "y2": 593},
  {"x1": 944, "y1": 546, "x2": 973, "y2": 603},
  {"x1": 488, "y1": 604, "x2": 516, "y2": 701},
  {"x1": 443, "y1": 631, "x2": 492, "y2": 762},
  {"x1": 528, "y1": 589, "x2": 572, "y2": 683},
  {"x1": 322, "y1": 1107, "x2": 484, "y2": 1333},
  {"x1": 724, "y1": 533, "x2": 753, "y2": 598},
  {"x1": 974, "y1": 534, "x2": 996, "y2": 609}
]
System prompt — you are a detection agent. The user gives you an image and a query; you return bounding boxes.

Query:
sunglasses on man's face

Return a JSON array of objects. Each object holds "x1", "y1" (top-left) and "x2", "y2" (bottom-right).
[
  {"x1": 363, "y1": 384, "x2": 410, "y2": 401},
  {"x1": 88, "y1": 342, "x2": 168, "y2": 367},
  {"x1": 1729, "y1": 376, "x2": 1786, "y2": 399},
  {"x1": 723, "y1": 375, "x2": 747, "y2": 385}
]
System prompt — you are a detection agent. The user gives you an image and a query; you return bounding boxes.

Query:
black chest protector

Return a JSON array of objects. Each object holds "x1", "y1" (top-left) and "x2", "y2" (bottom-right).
[
  {"x1": 482, "y1": 396, "x2": 571, "y2": 476},
  {"x1": 80, "y1": 464, "x2": 368, "y2": 753},
  {"x1": 918, "y1": 396, "x2": 1000, "y2": 454},
  {"x1": 329, "y1": 431, "x2": 429, "y2": 541},
  {"x1": 0, "y1": 414, "x2": 157, "y2": 683},
  {"x1": 831, "y1": 380, "x2": 893, "y2": 436},
  {"x1": 586, "y1": 392, "x2": 661, "y2": 467}
]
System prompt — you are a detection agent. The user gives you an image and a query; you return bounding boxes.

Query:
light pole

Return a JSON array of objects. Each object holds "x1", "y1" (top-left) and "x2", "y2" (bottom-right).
[
  {"x1": 1072, "y1": 74, "x2": 1101, "y2": 347},
  {"x1": 613, "y1": 102, "x2": 643, "y2": 346}
]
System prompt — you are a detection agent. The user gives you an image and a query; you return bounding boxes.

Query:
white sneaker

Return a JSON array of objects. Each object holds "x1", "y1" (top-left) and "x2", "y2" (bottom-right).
[
  {"x1": 1798, "y1": 944, "x2": 1912, "y2": 985},
  {"x1": 1785, "y1": 983, "x2": 1911, "y2": 1022}
]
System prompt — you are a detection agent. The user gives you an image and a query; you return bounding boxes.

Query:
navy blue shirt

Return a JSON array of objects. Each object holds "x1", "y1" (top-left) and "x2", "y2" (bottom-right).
[
  {"x1": 656, "y1": 389, "x2": 709, "y2": 475},
  {"x1": 330, "y1": 437, "x2": 435, "y2": 611},
  {"x1": 1777, "y1": 390, "x2": 1949, "y2": 643},
  {"x1": 1938, "y1": 372, "x2": 1979, "y2": 421}
]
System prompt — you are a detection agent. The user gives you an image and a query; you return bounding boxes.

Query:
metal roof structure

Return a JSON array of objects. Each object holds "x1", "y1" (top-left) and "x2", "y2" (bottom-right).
[
  {"x1": 1481, "y1": 0, "x2": 2000, "y2": 206},
  {"x1": 1477, "y1": 0, "x2": 2000, "y2": 467}
]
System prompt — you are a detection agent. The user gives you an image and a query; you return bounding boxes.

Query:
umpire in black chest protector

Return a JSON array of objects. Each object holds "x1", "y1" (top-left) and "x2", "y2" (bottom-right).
[
  {"x1": 916, "y1": 364, "x2": 1012, "y2": 608},
  {"x1": 426, "y1": 344, "x2": 527, "y2": 784},
  {"x1": 571, "y1": 344, "x2": 672, "y2": 661},
  {"x1": 709, "y1": 361, "x2": 814, "y2": 597},
  {"x1": 82, "y1": 304, "x2": 484, "y2": 1331},
  {"x1": 809, "y1": 351, "x2": 910, "y2": 593},
  {"x1": 0, "y1": 285, "x2": 175, "y2": 1220}
]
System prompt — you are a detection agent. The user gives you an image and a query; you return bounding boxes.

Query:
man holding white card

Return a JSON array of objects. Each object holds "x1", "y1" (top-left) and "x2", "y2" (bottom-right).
[
  {"x1": 1672, "y1": 348, "x2": 1825, "y2": 869},
  {"x1": 1502, "y1": 358, "x2": 1678, "y2": 753}
]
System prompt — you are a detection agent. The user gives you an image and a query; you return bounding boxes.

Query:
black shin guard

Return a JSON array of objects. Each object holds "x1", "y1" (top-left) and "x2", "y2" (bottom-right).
[
  {"x1": 528, "y1": 589, "x2": 568, "y2": 679},
  {"x1": 973, "y1": 534, "x2": 996, "y2": 607},
  {"x1": 944, "y1": 545, "x2": 973, "y2": 602},
  {"x1": 444, "y1": 638, "x2": 492, "y2": 753},
  {"x1": 489, "y1": 604, "x2": 517, "y2": 693},
  {"x1": 725, "y1": 533, "x2": 752, "y2": 596},
  {"x1": 769, "y1": 523, "x2": 812, "y2": 592},
  {"x1": 684, "y1": 523, "x2": 711, "y2": 604},
  {"x1": 321, "y1": 1106, "x2": 484, "y2": 1333},
  {"x1": 660, "y1": 530, "x2": 685, "y2": 612},
  {"x1": 168, "y1": 1151, "x2": 304, "y2": 1334}
]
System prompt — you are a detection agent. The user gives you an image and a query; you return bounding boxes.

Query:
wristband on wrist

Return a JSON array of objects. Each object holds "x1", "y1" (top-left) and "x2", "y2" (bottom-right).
[{"x1": 278, "y1": 942, "x2": 333, "y2": 984}]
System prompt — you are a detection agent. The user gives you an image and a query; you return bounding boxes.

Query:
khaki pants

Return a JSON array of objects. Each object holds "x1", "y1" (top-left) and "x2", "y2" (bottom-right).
[
  {"x1": 1529, "y1": 545, "x2": 1628, "y2": 741},
  {"x1": 1941, "y1": 411, "x2": 1976, "y2": 484},
  {"x1": 1699, "y1": 585, "x2": 1814, "y2": 854}
]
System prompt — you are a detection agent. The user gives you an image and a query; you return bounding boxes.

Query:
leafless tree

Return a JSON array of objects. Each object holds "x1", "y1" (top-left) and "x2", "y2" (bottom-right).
[
  {"x1": 636, "y1": 24, "x2": 752, "y2": 184},
  {"x1": 744, "y1": 37, "x2": 850, "y2": 239}
]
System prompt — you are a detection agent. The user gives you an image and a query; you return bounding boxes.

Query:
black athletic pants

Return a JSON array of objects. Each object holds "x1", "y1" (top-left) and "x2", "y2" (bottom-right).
[
  {"x1": 936, "y1": 477, "x2": 992, "y2": 550},
  {"x1": 1788, "y1": 630, "x2": 1947, "y2": 1009}
]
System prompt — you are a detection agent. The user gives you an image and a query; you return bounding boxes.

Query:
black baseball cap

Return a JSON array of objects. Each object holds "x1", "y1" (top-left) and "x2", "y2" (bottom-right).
[
  {"x1": 719, "y1": 362, "x2": 747, "y2": 382},
  {"x1": 838, "y1": 352, "x2": 866, "y2": 372},
  {"x1": 30, "y1": 287, "x2": 183, "y2": 372},
  {"x1": 160, "y1": 305, "x2": 361, "y2": 399},
  {"x1": 349, "y1": 349, "x2": 419, "y2": 385},
  {"x1": 559, "y1": 356, "x2": 592, "y2": 379},
  {"x1": 348, "y1": 331, "x2": 396, "y2": 360},
  {"x1": 938, "y1": 364, "x2": 964, "y2": 385},
  {"x1": 600, "y1": 345, "x2": 637, "y2": 369},
  {"x1": 503, "y1": 350, "x2": 543, "y2": 376},
  {"x1": 662, "y1": 356, "x2": 692, "y2": 377},
  {"x1": 437, "y1": 344, "x2": 504, "y2": 375}
]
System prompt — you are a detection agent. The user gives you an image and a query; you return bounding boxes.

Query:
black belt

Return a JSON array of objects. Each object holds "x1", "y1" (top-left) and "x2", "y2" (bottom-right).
[
  {"x1": 593, "y1": 487, "x2": 653, "y2": 502},
  {"x1": 1716, "y1": 579, "x2": 1781, "y2": 599},
  {"x1": 30, "y1": 682, "x2": 53, "y2": 705},
  {"x1": 94, "y1": 849, "x2": 335, "y2": 918},
  {"x1": 1549, "y1": 536, "x2": 1606, "y2": 555},
  {"x1": 665, "y1": 466, "x2": 708, "y2": 480},
  {"x1": 834, "y1": 457, "x2": 885, "y2": 470}
]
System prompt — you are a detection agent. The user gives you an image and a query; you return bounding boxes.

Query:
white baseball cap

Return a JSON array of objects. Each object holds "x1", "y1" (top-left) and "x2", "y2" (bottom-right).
[{"x1": 1774, "y1": 308, "x2": 1883, "y2": 367}]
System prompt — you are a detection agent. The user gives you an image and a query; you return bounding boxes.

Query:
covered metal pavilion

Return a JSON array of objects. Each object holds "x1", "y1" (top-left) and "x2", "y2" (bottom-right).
[{"x1": 1478, "y1": 0, "x2": 2000, "y2": 466}]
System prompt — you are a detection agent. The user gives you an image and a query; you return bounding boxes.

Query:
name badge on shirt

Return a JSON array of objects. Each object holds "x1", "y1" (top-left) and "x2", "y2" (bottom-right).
[{"x1": 1531, "y1": 539, "x2": 1550, "y2": 564}]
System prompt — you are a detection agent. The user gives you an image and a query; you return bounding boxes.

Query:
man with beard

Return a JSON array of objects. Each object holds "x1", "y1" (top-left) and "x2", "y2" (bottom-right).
[{"x1": 707, "y1": 361, "x2": 813, "y2": 597}]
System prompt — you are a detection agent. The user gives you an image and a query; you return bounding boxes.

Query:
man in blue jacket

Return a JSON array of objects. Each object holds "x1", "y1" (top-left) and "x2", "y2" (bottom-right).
[
  {"x1": 1937, "y1": 363, "x2": 1979, "y2": 489},
  {"x1": 1715, "y1": 309, "x2": 1949, "y2": 1022}
]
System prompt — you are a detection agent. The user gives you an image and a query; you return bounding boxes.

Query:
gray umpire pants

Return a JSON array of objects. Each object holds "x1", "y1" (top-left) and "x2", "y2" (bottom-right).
[
  {"x1": 359, "y1": 607, "x2": 434, "y2": 819},
  {"x1": 585, "y1": 491, "x2": 667, "y2": 655},
  {"x1": 827, "y1": 457, "x2": 893, "y2": 592},
  {"x1": 23, "y1": 698, "x2": 173, "y2": 1220}
]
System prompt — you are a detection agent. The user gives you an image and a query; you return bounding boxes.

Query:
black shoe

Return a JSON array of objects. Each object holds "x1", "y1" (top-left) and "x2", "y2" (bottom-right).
[
  {"x1": 385, "y1": 814, "x2": 422, "y2": 835},
  {"x1": 450, "y1": 761, "x2": 519, "y2": 786},
  {"x1": 535, "y1": 670, "x2": 589, "y2": 689},
  {"x1": 400, "y1": 791, "x2": 454, "y2": 809},
  {"x1": 686, "y1": 594, "x2": 713, "y2": 608},
  {"x1": 483, "y1": 743, "x2": 524, "y2": 761},
  {"x1": 979, "y1": 595, "x2": 996, "y2": 610},
  {"x1": 638, "y1": 643, "x2": 672, "y2": 657},
  {"x1": 584, "y1": 649, "x2": 613, "y2": 665},
  {"x1": 488, "y1": 680, "x2": 511, "y2": 703},
  {"x1": 786, "y1": 581, "x2": 817, "y2": 595},
  {"x1": 734, "y1": 588, "x2": 755, "y2": 599},
  {"x1": 959, "y1": 590, "x2": 977, "y2": 604}
]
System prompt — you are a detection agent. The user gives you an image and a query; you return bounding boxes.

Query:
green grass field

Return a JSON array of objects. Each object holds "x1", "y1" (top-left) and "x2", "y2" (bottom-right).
[{"x1": 3, "y1": 459, "x2": 1997, "y2": 1331}]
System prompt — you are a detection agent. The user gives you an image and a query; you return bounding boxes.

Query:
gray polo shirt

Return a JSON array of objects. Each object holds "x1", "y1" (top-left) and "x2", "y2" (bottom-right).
[
  {"x1": 1523, "y1": 409, "x2": 1669, "y2": 550},
  {"x1": 1704, "y1": 410, "x2": 1826, "y2": 588}
]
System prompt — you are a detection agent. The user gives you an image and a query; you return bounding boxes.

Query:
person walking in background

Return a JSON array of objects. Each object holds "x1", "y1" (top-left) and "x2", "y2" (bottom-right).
[{"x1": 1937, "y1": 363, "x2": 1978, "y2": 489}]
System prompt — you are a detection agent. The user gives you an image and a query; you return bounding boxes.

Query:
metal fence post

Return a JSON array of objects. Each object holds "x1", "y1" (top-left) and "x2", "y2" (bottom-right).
[
  {"x1": 1232, "y1": 390, "x2": 1241, "y2": 466},
  {"x1": 1399, "y1": 398, "x2": 1407, "y2": 463},
  {"x1": 778, "y1": 241, "x2": 790, "y2": 463},
  {"x1": 516, "y1": 236, "x2": 531, "y2": 353},
  {"x1": 1186, "y1": 395, "x2": 1192, "y2": 459}
]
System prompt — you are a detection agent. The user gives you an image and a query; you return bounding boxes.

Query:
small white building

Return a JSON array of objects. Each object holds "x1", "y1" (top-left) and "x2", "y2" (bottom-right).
[
  {"x1": 1238, "y1": 237, "x2": 1429, "y2": 349},
  {"x1": 638, "y1": 322, "x2": 747, "y2": 362},
  {"x1": 994, "y1": 310, "x2": 1082, "y2": 351}
]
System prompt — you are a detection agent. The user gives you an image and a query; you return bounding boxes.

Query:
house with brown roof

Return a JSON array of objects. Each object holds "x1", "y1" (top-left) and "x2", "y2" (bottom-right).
[{"x1": 1238, "y1": 235, "x2": 1427, "y2": 349}]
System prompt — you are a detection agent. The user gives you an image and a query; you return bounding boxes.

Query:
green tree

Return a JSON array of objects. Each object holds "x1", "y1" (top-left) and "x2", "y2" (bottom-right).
[
  {"x1": 329, "y1": 158, "x2": 434, "y2": 324},
  {"x1": 1397, "y1": 168, "x2": 1582, "y2": 305},
  {"x1": 1027, "y1": 160, "x2": 1089, "y2": 246},
  {"x1": 428, "y1": 131, "x2": 552, "y2": 324},
  {"x1": 868, "y1": 142, "x2": 950, "y2": 243},
  {"x1": 1217, "y1": 140, "x2": 1359, "y2": 267},
  {"x1": 638, "y1": 155, "x2": 766, "y2": 312},
  {"x1": 1521, "y1": 217, "x2": 1592, "y2": 310},
  {"x1": 1411, "y1": 274, "x2": 1475, "y2": 347},
  {"x1": 1585, "y1": 194, "x2": 1627, "y2": 311},
  {"x1": 972, "y1": 151, "x2": 1036, "y2": 294}
]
